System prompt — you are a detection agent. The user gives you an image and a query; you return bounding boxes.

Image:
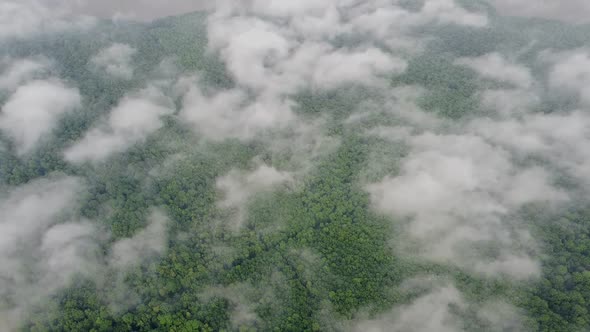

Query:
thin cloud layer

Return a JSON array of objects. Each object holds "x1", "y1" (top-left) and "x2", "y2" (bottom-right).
[
  {"x1": 367, "y1": 132, "x2": 565, "y2": 279},
  {"x1": 3, "y1": 0, "x2": 587, "y2": 330},
  {"x1": 352, "y1": 278, "x2": 527, "y2": 332},
  {"x1": 492, "y1": 0, "x2": 590, "y2": 24},
  {"x1": 0, "y1": 79, "x2": 81, "y2": 155},
  {"x1": 66, "y1": 0, "x2": 212, "y2": 21},
  {"x1": 353, "y1": 284, "x2": 465, "y2": 332},
  {"x1": 208, "y1": 0, "x2": 486, "y2": 93},
  {"x1": 546, "y1": 49, "x2": 590, "y2": 105},
  {"x1": 455, "y1": 53, "x2": 533, "y2": 89},
  {"x1": 0, "y1": 176, "x2": 99, "y2": 331},
  {"x1": 109, "y1": 209, "x2": 169, "y2": 268},
  {"x1": 193, "y1": 0, "x2": 485, "y2": 143},
  {"x1": 0, "y1": 57, "x2": 50, "y2": 91},
  {"x1": 104, "y1": 209, "x2": 171, "y2": 312},
  {"x1": 471, "y1": 110, "x2": 590, "y2": 189},
  {"x1": 454, "y1": 52, "x2": 541, "y2": 117},
  {"x1": 90, "y1": 43, "x2": 137, "y2": 80},
  {"x1": 216, "y1": 163, "x2": 293, "y2": 230},
  {"x1": 178, "y1": 78, "x2": 295, "y2": 141},
  {"x1": 0, "y1": 0, "x2": 95, "y2": 40},
  {"x1": 64, "y1": 88, "x2": 173, "y2": 163}
]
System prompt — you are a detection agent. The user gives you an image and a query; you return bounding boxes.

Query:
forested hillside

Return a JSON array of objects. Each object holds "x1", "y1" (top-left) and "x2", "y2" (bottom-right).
[{"x1": 2, "y1": 1, "x2": 590, "y2": 331}]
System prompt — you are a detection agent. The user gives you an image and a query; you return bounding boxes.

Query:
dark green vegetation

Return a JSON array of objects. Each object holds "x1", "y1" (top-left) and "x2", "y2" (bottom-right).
[{"x1": 2, "y1": 8, "x2": 590, "y2": 332}]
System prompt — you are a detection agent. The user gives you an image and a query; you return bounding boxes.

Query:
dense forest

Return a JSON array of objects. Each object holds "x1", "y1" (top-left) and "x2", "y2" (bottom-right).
[{"x1": 2, "y1": 1, "x2": 590, "y2": 331}]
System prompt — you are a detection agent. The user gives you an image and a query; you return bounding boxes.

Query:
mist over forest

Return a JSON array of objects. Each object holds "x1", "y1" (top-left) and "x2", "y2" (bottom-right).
[{"x1": 2, "y1": 1, "x2": 590, "y2": 331}]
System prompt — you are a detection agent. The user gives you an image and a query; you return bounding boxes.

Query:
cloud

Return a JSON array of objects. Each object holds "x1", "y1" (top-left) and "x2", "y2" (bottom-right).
[
  {"x1": 90, "y1": 43, "x2": 137, "y2": 80},
  {"x1": 304, "y1": 46, "x2": 408, "y2": 89},
  {"x1": 492, "y1": 0, "x2": 590, "y2": 24},
  {"x1": 64, "y1": 87, "x2": 173, "y2": 163},
  {"x1": 361, "y1": 43, "x2": 590, "y2": 288},
  {"x1": 546, "y1": 49, "x2": 590, "y2": 105},
  {"x1": 200, "y1": 0, "x2": 485, "y2": 142},
  {"x1": 216, "y1": 162, "x2": 293, "y2": 230},
  {"x1": 109, "y1": 209, "x2": 169, "y2": 268},
  {"x1": 173, "y1": 0, "x2": 487, "y2": 148},
  {"x1": 353, "y1": 284, "x2": 465, "y2": 332},
  {"x1": 103, "y1": 209, "x2": 170, "y2": 312},
  {"x1": 38, "y1": 222, "x2": 100, "y2": 290},
  {"x1": 360, "y1": 45, "x2": 585, "y2": 283},
  {"x1": 478, "y1": 88, "x2": 540, "y2": 116},
  {"x1": 208, "y1": 0, "x2": 485, "y2": 94},
  {"x1": 0, "y1": 57, "x2": 50, "y2": 92},
  {"x1": 196, "y1": 0, "x2": 485, "y2": 145},
  {"x1": 455, "y1": 53, "x2": 533, "y2": 89},
  {"x1": 1, "y1": 0, "x2": 577, "y2": 329},
  {"x1": 453, "y1": 52, "x2": 541, "y2": 117},
  {"x1": 0, "y1": 0, "x2": 95, "y2": 40},
  {"x1": 0, "y1": 175, "x2": 100, "y2": 331},
  {"x1": 223, "y1": 0, "x2": 488, "y2": 31},
  {"x1": 470, "y1": 110, "x2": 590, "y2": 189},
  {"x1": 360, "y1": 85, "x2": 442, "y2": 128},
  {"x1": 66, "y1": 0, "x2": 212, "y2": 21},
  {"x1": 477, "y1": 301, "x2": 528, "y2": 332},
  {"x1": 351, "y1": 277, "x2": 529, "y2": 332},
  {"x1": 199, "y1": 283, "x2": 262, "y2": 329},
  {"x1": 178, "y1": 78, "x2": 295, "y2": 141},
  {"x1": 366, "y1": 132, "x2": 566, "y2": 279},
  {"x1": 208, "y1": 17, "x2": 407, "y2": 92},
  {"x1": 0, "y1": 79, "x2": 81, "y2": 155},
  {"x1": 349, "y1": 0, "x2": 487, "y2": 51},
  {"x1": 421, "y1": 0, "x2": 489, "y2": 27}
]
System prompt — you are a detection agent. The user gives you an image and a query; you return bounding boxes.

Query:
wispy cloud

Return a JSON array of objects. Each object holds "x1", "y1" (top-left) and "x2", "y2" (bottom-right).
[
  {"x1": 0, "y1": 79, "x2": 81, "y2": 155},
  {"x1": 90, "y1": 43, "x2": 137, "y2": 80},
  {"x1": 64, "y1": 87, "x2": 173, "y2": 163}
]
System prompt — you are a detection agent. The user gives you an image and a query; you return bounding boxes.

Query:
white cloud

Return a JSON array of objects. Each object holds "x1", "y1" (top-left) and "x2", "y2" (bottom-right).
[
  {"x1": 350, "y1": 0, "x2": 487, "y2": 51},
  {"x1": 0, "y1": 0, "x2": 95, "y2": 40},
  {"x1": 67, "y1": 0, "x2": 212, "y2": 21},
  {"x1": 547, "y1": 49, "x2": 590, "y2": 105},
  {"x1": 216, "y1": 162, "x2": 293, "y2": 230},
  {"x1": 0, "y1": 79, "x2": 81, "y2": 155},
  {"x1": 64, "y1": 88, "x2": 173, "y2": 163},
  {"x1": 492, "y1": 0, "x2": 590, "y2": 24},
  {"x1": 0, "y1": 57, "x2": 50, "y2": 91},
  {"x1": 455, "y1": 53, "x2": 533, "y2": 89},
  {"x1": 353, "y1": 284, "x2": 465, "y2": 332},
  {"x1": 200, "y1": 283, "x2": 264, "y2": 329},
  {"x1": 477, "y1": 301, "x2": 527, "y2": 332},
  {"x1": 352, "y1": 277, "x2": 528, "y2": 332},
  {"x1": 207, "y1": 17, "x2": 292, "y2": 92},
  {"x1": 422, "y1": 0, "x2": 489, "y2": 27},
  {"x1": 367, "y1": 132, "x2": 565, "y2": 279},
  {"x1": 178, "y1": 77, "x2": 295, "y2": 141},
  {"x1": 201, "y1": 0, "x2": 484, "y2": 144},
  {"x1": 471, "y1": 110, "x2": 590, "y2": 189},
  {"x1": 39, "y1": 222, "x2": 100, "y2": 290},
  {"x1": 90, "y1": 43, "x2": 137, "y2": 79},
  {"x1": 453, "y1": 53, "x2": 541, "y2": 117},
  {"x1": 380, "y1": 86, "x2": 442, "y2": 128},
  {"x1": 101, "y1": 209, "x2": 171, "y2": 314},
  {"x1": 479, "y1": 89, "x2": 540, "y2": 116},
  {"x1": 0, "y1": 176, "x2": 99, "y2": 331},
  {"x1": 307, "y1": 46, "x2": 408, "y2": 89},
  {"x1": 209, "y1": 18, "x2": 407, "y2": 92},
  {"x1": 360, "y1": 51, "x2": 578, "y2": 280},
  {"x1": 109, "y1": 209, "x2": 169, "y2": 268}
]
